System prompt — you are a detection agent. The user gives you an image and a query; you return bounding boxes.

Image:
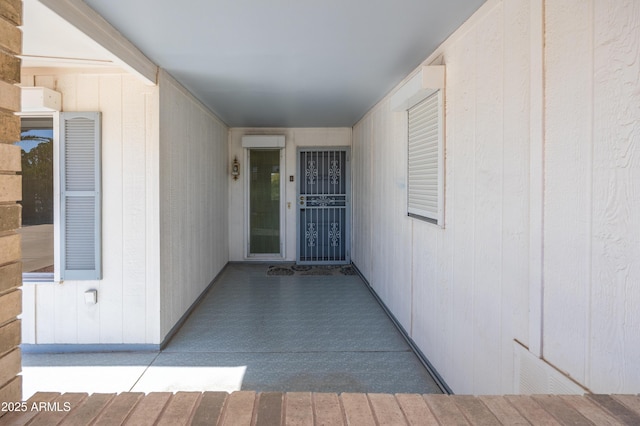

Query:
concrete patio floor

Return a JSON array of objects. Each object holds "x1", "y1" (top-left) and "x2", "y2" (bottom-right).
[
  {"x1": 15, "y1": 264, "x2": 640, "y2": 425},
  {"x1": 22, "y1": 263, "x2": 442, "y2": 399}
]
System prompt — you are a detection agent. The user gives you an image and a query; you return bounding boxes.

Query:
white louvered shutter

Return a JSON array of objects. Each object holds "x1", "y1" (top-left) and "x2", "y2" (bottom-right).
[
  {"x1": 408, "y1": 91, "x2": 443, "y2": 223},
  {"x1": 60, "y1": 112, "x2": 102, "y2": 280}
]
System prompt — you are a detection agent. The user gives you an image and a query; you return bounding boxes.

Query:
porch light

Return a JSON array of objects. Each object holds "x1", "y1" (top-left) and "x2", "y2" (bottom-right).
[{"x1": 231, "y1": 156, "x2": 240, "y2": 180}]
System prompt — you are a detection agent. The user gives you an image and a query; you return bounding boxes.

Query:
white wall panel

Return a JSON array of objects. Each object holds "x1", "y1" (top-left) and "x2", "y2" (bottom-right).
[
  {"x1": 76, "y1": 282, "x2": 100, "y2": 344},
  {"x1": 352, "y1": 0, "x2": 531, "y2": 394},
  {"x1": 53, "y1": 275, "x2": 79, "y2": 343},
  {"x1": 449, "y1": 19, "x2": 478, "y2": 395},
  {"x1": 589, "y1": 0, "x2": 640, "y2": 394},
  {"x1": 500, "y1": 0, "x2": 532, "y2": 391},
  {"x1": 34, "y1": 284, "x2": 55, "y2": 343},
  {"x1": 158, "y1": 70, "x2": 229, "y2": 340},
  {"x1": 374, "y1": 100, "x2": 412, "y2": 331},
  {"x1": 20, "y1": 70, "x2": 161, "y2": 345},
  {"x1": 543, "y1": 0, "x2": 592, "y2": 385},
  {"x1": 353, "y1": 0, "x2": 639, "y2": 395},
  {"x1": 20, "y1": 285, "x2": 36, "y2": 343},
  {"x1": 98, "y1": 75, "x2": 124, "y2": 343},
  {"x1": 351, "y1": 119, "x2": 373, "y2": 279},
  {"x1": 411, "y1": 221, "x2": 445, "y2": 377},
  {"x1": 76, "y1": 74, "x2": 99, "y2": 110},
  {"x1": 370, "y1": 107, "x2": 386, "y2": 315},
  {"x1": 122, "y1": 75, "x2": 153, "y2": 343},
  {"x1": 471, "y1": 3, "x2": 504, "y2": 395},
  {"x1": 545, "y1": 0, "x2": 640, "y2": 393}
]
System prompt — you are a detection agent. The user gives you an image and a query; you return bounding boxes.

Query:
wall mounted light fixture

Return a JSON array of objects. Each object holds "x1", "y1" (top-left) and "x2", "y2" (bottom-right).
[{"x1": 231, "y1": 156, "x2": 240, "y2": 180}]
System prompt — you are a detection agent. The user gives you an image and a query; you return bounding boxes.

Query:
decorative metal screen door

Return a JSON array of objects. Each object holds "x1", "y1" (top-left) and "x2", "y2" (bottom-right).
[{"x1": 297, "y1": 148, "x2": 350, "y2": 264}]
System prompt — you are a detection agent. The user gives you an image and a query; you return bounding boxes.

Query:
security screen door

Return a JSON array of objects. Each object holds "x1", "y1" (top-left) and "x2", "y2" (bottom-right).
[{"x1": 297, "y1": 148, "x2": 350, "y2": 264}]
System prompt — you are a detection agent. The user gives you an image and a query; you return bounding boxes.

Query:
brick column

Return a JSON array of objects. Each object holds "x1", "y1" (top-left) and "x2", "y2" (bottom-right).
[{"x1": 0, "y1": 0, "x2": 22, "y2": 409}]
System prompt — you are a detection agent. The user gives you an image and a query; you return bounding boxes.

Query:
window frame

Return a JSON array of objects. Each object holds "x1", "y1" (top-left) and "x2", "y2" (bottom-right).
[{"x1": 17, "y1": 112, "x2": 60, "y2": 283}]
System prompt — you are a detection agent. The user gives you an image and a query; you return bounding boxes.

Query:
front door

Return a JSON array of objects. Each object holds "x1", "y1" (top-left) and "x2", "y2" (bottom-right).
[{"x1": 297, "y1": 148, "x2": 350, "y2": 264}]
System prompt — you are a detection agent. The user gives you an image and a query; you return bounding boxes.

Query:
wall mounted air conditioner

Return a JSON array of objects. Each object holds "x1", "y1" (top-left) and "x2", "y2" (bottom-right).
[{"x1": 241, "y1": 135, "x2": 285, "y2": 148}]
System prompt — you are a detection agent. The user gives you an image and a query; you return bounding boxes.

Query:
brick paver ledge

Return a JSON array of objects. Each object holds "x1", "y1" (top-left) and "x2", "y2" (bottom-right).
[{"x1": 1, "y1": 391, "x2": 640, "y2": 425}]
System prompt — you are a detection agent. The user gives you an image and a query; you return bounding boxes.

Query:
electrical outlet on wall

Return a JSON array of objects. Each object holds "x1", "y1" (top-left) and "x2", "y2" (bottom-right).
[{"x1": 84, "y1": 289, "x2": 98, "y2": 305}]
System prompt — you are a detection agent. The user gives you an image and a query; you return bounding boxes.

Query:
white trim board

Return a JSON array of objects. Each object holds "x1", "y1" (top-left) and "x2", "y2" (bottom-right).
[
  {"x1": 37, "y1": 0, "x2": 158, "y2": 85},
  {"x1": 528, "y1": 0, "x2": 545, "y2": 358},
  {"x1": 159, "y1": 69, "x2": 228, "y2": 127},
  {"x1": 514, "y1": 341, "x2": 587, "y2": 394},
  {"x1": 21, "y1": 344, "x2": 160, "y2": 353}
]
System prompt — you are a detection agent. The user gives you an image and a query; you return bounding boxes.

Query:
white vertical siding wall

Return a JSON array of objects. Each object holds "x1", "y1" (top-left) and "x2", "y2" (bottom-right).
[
  {"x1": 353, "y1": 0, "x2": 640, "y2": 394},
  {"x1": 158, "y1": 70, "x2": 229, "y2": 340},
  {"x1": 21, "y1": 70, "x2": 161, "y2": 344},
  {"x1": 544, "y1": 0, "x2": 640, "y2": 393},
  {"x1": 228, "y1": 128, "x2": 351, "y2": 262},
  {"x1": 353, "y1": 0, "x2": 532, "y2": 395}
]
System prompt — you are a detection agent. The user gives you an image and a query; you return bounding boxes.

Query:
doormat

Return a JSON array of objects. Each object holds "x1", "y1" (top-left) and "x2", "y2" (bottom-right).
[{"x1": 267, "y1": 264, "x2": 357, "y2": 276}]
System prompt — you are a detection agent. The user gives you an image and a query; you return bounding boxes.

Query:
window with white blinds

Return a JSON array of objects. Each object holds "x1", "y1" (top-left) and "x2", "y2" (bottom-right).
[
  {"x1": 408, "y1": 90, "x2": 443, "y2": 224},
  {"x1": 60, "y1": 112, "x2": 102, "y2": 280}
]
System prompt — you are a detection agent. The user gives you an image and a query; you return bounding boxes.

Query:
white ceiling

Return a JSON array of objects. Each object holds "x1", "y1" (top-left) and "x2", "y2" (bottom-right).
[{"x1": 24, "y1": 0, "x2": 485, "y2": 127}]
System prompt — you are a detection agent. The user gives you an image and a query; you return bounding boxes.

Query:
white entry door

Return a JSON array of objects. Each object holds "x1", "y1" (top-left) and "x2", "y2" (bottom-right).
[{"x1": 297, "y1": 148, "x2": 350, "y2": 264}]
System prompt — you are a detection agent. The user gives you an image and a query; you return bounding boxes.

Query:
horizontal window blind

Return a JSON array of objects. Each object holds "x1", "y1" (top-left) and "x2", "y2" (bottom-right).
[{"x1": 408, "y1": 91, "x2": 442, "y2": 223}]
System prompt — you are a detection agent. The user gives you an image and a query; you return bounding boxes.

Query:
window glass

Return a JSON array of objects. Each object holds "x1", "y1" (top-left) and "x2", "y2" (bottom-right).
[
  {"x1": 249, "y1": 149, "x2": 280, "y2": 254},
  {"x1": 16, "y1": 117, "x2": 55, "y2": 274}
]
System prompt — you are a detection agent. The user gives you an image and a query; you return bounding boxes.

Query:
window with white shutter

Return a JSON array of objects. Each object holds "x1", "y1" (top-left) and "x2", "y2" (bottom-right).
[
  {"x1": 59, "y1": 112, "x2": 102, "y2": 280},
  {"x1": 407, "y1": 90, "x2": 443, "y2": 225}
]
